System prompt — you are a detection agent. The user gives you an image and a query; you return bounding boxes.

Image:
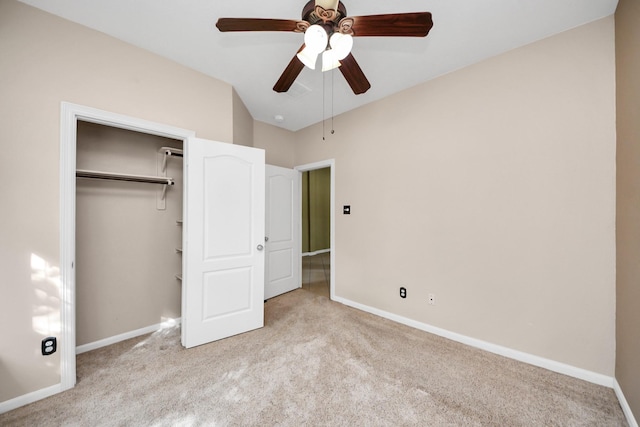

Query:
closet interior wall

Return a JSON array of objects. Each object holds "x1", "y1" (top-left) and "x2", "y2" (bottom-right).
[{"x1": 76, "y1": 121, "x2": 183, "y2": 346}]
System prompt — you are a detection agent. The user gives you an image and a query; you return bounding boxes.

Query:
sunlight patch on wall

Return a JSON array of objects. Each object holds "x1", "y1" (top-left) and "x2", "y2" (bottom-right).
[{"x1": 30, "y1": 253, "x2": 61, "y2": 336}]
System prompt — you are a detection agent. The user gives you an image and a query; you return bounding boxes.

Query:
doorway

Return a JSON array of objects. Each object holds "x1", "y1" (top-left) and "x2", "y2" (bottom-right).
[
  {"x1": 74, "y1": 122, "x2": 183, "y2": 352},
  {"x1": 60, "y1": 102, "x2": 195, "y2": 391},
  {"x1": 301, "y1": 167, "x2": 331, "y2": 298},
  {"x1": 295, "y1": 160, "x2": 335, "y2": 300},
  {"x1": 61, "y1": 102, "x2": 266, "y2": 394}
]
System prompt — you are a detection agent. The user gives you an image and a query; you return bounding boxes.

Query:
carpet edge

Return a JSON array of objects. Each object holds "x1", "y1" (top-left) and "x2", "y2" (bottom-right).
[{"x1": 332, "y1": 295, "x2": 615, "y2": 388}]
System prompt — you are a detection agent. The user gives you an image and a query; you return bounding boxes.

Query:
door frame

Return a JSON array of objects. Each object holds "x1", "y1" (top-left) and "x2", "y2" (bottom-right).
[
  {"x1": 60, "y1": 102, "x2": 195, "y2": 391},
  {"x1": 294, "y1": 159, "x2": 335, "y2": 300}
]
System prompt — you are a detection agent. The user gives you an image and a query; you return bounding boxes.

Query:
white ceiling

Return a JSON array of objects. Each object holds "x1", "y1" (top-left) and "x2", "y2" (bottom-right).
[{"x1": 18, "y1": 0, "x2": 618, "y2": 131}]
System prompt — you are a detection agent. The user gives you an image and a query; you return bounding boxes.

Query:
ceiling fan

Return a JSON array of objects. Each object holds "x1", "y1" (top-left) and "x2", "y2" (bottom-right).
[{"x1": 216, "y1": 0, "x2": 433, "y2": 95}]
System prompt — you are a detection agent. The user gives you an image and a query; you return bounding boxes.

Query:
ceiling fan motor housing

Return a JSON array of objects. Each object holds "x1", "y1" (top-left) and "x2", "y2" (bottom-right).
[{"x1": 302, "y1": 0, "x2": 347, "y2": 27}]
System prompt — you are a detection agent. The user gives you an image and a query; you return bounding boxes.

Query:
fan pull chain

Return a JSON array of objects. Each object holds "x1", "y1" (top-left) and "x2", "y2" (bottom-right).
[
  {"x1": 322, "y1": 69, "x2": 326, "y2": 141},
  {"x1": 331, "y1": 68, "x2": 335, "y2": 135},
  {"x1": 322, "y1": 68, "x2": 336, "y2": 141}
]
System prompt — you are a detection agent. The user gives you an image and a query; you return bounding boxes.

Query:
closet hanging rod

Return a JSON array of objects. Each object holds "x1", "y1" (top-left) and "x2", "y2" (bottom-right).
[
  {"x1": 160, "y1": 146, "x2": 183, "y2": 173},
  {"x1": 76, "y1": 169, "x2": 175, "y2": 186},
  {"x1": 160, "y1": 147, "x2": 183, "y2": 157}
]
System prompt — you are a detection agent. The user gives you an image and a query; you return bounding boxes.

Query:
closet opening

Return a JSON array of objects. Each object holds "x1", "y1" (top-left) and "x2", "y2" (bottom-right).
[
  {"x1": 60, "y1": 102, "x2": 196, "y2": 390},
  {"x1": 74, "y1": 122, "x2": 184, "y2": 355},
  {"x1": 61, "y1": 102, "x2": 269, "y2": 388}
]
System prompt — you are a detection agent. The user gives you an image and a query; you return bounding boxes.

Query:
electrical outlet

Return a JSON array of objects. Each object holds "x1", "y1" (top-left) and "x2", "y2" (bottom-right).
[
  {"x1": 428, "y1": 294, "x2": 436, "y2": 305},
  {"x1": 41, "y1": 337, "x2": 57, "y2": 356},
  {"x1": 400, "y1": 287, "x2": 407, "y2": 298}
]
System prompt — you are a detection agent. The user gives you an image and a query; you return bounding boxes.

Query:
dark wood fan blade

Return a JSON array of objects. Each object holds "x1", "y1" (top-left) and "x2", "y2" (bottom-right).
[
  {"x1": 273, "y1": 45, "x2": 306, "y2": 93},
  {"x1": 345, "y1": 12, "x2": 433, "y2": 37},
  {"x1": 338, "y1": 53, "x2": 371, "y2": 95},
  {"x1": 216, "y1": 18, "x2": 303, "y2": 32}
]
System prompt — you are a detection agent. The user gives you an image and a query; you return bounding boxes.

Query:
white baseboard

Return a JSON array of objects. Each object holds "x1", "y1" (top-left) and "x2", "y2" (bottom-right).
[
  {"x1": 302, "y1": 249, "x2": 330, "y2": 257},
  {"x1": 614, "y1": 379, "x2": 639, "y2": 427},
  {"x1": 0, "y1": 384, "x2": 66, "y2": 415},
  {"x1": 76, "y1": 318, "x2": 181, "y2": 354},
  {"x1": 1, "y1": 319, "x2": 182, "y2": 414},
  {"x1": 333, "y1": 296, "x2": 614, "y2": 388},
  {"x1": 4, "y1": 310, "x2": 634, "y2": 424}
]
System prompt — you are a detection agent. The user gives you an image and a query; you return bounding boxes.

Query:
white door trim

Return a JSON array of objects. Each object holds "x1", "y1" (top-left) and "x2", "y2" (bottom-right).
[
  {"x1": 294, "y1": 159, "x2": 335, "y2": 300},
  {"x1": 60, "y1": 102, "x2": 195, "y2": 391}
]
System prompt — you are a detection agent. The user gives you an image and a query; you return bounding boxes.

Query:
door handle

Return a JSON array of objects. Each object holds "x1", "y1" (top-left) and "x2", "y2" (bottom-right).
[
  {"x1": 257, "y1": 244, "x2": 264, "y2": 251},
  {"x1": 265, "y1": 236, "x2": 269, "y2": 242}
]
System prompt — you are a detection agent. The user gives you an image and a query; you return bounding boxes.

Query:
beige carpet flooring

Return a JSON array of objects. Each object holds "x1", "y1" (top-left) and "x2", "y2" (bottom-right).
[
  {"x1": 0, "y1": 289, "x2": 627, "y2": 426},
  {"x1": 302, "y1": 252, "x2": 330, "y2": 298}
]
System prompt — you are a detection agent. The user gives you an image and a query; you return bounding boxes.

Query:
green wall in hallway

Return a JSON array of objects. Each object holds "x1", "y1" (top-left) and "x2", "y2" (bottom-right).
[{"x1": 302, "y1": 167, "x2": 330, "y2": 253}]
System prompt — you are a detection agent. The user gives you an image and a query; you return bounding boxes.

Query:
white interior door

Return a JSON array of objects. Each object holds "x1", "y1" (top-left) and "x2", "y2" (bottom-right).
[
  {"x1": 182, "y1": 137, "x2": 265, "y2": 348},
  {"x1": 265, "y1": 165, "x2": 300, "y2": 299}
]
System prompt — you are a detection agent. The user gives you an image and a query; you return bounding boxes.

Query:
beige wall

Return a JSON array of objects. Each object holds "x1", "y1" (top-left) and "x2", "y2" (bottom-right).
[
  {"x1": 615, "y1": 0, "x2": 640, "y2": 418},
  {"x1": 76, "y1": 122, "x2": 183, "y2": 346},
  {"x1": 294, "y1": 17, "x2": 616, "y2": 375},
  {"x1": 253, "y1": 121, "x2": 296, "y2": 168},
  {"x1": 0, "y1": 0, "x2": 233, "y2": 402},
  {"x1": 233, "y1": 89, "x2": 254, "y2": 147}
]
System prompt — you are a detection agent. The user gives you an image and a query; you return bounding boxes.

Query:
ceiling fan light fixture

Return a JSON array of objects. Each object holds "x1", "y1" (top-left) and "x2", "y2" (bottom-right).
[
  {"x1": 297, "y1": 47, "x2": 319, "y2": 70},
  {"x1": 304, "y1": 24, "x2": 329, "y2": 53},
  {"x1": 217, "y1": 5, "x2": 434, "y2": 95},
  {"x1": 321, "y1": 50, "x2": 341, "y2": 72},
  {"x1": 329, "y1": 32, "x2": 353, "y2": 60},
  {"x1": 321, "y1": 32, "x2": 352, "y2": 72},
  {"x1": 297, "y1": 24, "x2": 328, "y2": 69}
]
